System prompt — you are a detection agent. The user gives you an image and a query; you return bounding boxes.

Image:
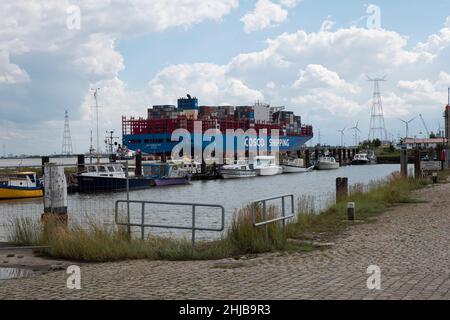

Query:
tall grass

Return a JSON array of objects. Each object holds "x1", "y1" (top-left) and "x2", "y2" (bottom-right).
[{"x1": 226, "y1": 203, "x2": 287, "y2": 254}]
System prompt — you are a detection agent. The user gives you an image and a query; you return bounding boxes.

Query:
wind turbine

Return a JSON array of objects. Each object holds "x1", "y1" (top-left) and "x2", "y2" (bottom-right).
[
  {"x1": 399, "y1": 117, "x2": 416, "y2": 139},
  {"x1": 350, "y1": 121, "x2": 362, "y2": 146},
  {"x1": 337, "y1": 127, "x2": 346, "y2": 147}
]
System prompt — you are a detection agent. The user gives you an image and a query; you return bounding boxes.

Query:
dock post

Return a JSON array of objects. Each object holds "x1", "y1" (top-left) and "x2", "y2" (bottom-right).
[
  {"x1": 77, "y1": 154, "x2": 85, "y2": 174},
  {"x1": 400, "y1": 149, "x2": 408, "y2": 178},
  {"x1": 41, "y1": 156, "x2": 49, "y2": 176},
  {"x1": 336, "y1": 177, "x2": 348, "y2": 203},
  {"x1": 338, "y1": 149, "x2": 342, "y2": 165},
  {"x1": 347, "y1": 202, "x2": 355, "y2": 221},
  {"x1": 342, "y1": 148, "x2": 347, "y2": 162},
  {"x1": 348, "y1": 149, "x2": 352, "y2": 161},
  {"x1": 305, "y1": 149, "x2": 310, "y2": 167},
  {"x1": 42, "y1": 163, "x2": 68, "y2": 225},
  {"x1": 315, "y1": 149, "x2": 319, "y2": 161},
  {"x1": 414, "y1": 149, "x2": 421, "y2": 179},
  {"x1": 135, "y1": 151, "x2": 142, "y2": 177}
]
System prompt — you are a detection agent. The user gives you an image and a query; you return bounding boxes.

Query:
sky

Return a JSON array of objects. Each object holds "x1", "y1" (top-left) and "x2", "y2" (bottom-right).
[{"x1": 1, "y1": 0, "x2": 450, "y2": 155}]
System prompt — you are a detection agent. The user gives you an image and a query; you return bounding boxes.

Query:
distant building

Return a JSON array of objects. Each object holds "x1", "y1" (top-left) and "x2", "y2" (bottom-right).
[{"x1": 397, "y1": 138, "x2": 448, "y2": 149}]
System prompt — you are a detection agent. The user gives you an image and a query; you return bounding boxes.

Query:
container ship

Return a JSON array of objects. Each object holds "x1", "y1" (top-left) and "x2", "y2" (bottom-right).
[{"x1": 122, "y1": 95, "x2": 313, "y2": 159}]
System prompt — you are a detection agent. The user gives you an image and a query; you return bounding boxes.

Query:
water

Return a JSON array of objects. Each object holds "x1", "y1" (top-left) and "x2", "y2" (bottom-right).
[
  {"x1": 0, "y1": 164, "x2": 407, "y2": 241},
  {"x1": 0, "y1": 267, "x2": 35, "y2": 280}
]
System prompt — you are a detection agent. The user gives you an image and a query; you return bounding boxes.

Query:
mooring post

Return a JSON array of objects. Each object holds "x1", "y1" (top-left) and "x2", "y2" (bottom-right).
[
  {"x1": 41, "y1": 156, "x2": 49, "y2": 176},
  {"x1": 414, "y1": 149, "x2": 421, "y2": 179},
  {"x1": 400, "y1": 149, "x2": 408, "y2": 178},
  {"x1": 77, "y1": 154, "x2": 85, "y2": 174},
  {"x1": 347, "y1": 202, "x2": 355, "y2": 221},
  {"x1": 305, "y1": 149, "x2": 310, "y2": 167},
  {"x1": 432, "y1": 172, "x2": 438, "y2": 184},
  {"x1": 338, "y1": 149, "x2": 342, "y2": 165},
  {"x1": 42, "y1": 163, "x2": 68, "y2": 225},
  {"x1": 135, "y1": 151, "x2": 142, "y2": 177},
  {"x1": 336, "y1": 177, "x2": 349, "y2": 203}
]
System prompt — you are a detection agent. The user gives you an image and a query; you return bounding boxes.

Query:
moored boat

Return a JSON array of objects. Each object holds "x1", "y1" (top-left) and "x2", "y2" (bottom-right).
[
  {"x1": 76, "y1": 164, "x2": 154, "y2": 193},
  {"x1": 143, "y1": 163, "x2": 191, "y2": 186},
  {"x1": 220, "y1": 160, "x2": 257, "y2": 179},
  {"x1": 315, "y1": 156, "x2": 340, "y2": 170},
  {"x1": 0, "y1": 172, "x2": 43, "y2": 200},
  {"x1": 351, "y1": 153, "x2": 370, "y2": 165},
  {"x1": 253, "y1": 156, "x2": 283, "y2": 176},
  {"x1": 281, "y1": 158, "x2": 315, "y2": 173}
]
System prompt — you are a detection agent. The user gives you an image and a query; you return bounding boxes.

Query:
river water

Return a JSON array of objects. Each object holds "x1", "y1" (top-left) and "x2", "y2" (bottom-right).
[{"x1": 0, "y1": 163, "x2": 409, "y2": 241}]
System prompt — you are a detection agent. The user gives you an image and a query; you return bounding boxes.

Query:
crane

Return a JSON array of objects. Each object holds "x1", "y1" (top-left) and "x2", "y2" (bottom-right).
[{"x1": 419, "y1": 114, "x2": 430, "y2": 137}]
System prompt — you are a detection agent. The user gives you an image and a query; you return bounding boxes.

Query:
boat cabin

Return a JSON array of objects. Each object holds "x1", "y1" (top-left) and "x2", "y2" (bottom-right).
[
  {"x1": 82, "y1": 164, "x2": 126, "y2": 178},
  {"x1": 0, "y1": 172, "x2": 39, "y2": 188}
]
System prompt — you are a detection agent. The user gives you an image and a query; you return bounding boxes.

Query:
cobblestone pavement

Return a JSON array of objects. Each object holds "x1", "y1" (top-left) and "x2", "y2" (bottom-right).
[{"x1": 1, "y1": 182, "x2": 450, "y2": 300}]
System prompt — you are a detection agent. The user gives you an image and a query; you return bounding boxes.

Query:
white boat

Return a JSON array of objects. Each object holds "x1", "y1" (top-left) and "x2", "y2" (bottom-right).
[
  {"x1": 315, "y1": 156, "x2": 340, "y2": 170},
  {"x1": 281, "y1": 158, "x2": 314, "y2": 173},
  {"x1": 253, "y1": 156, "x2": 283, "y2": 176},
  {"x1": 220, "y1": 160, "x2": 256, "y2": 179},
  {"x1": 352, "y1": 153, "x2": 370, "y2": 165}
]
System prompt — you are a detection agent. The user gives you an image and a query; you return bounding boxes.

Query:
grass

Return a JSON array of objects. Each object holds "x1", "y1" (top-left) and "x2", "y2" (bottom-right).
[
  {"x1": 7, "y1": 171, "x2": 442, "y2": 262},
  {"x1": 287, "y1": 173, "x2": 429, "y2": 241}
]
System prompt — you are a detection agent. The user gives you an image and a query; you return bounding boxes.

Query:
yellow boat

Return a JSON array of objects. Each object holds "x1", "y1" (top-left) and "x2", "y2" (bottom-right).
[{"x1": 0, "y1": 172, "x2": 43, "y2": 200}]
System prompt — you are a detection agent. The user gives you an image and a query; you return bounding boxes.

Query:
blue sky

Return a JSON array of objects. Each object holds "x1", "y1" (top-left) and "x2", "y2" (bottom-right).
[{"x1": 0, "y1": 1, "x2": 450, "y2": 155}]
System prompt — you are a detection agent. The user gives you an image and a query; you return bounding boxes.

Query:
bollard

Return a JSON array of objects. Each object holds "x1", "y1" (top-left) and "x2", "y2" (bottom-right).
[
  {"x1": 400, "y1": 149, "x2": 408, "y2": 178},
  {"x1": 77, "y1": 154, "x2": 85, "y2": 174},
  {"x1": 336, "y1": 177, "x2": 349, "y2": 203},
  {"x1": 432, "y1": 172, "x2": 438, "y2": 184},
  {"x1": 135, "y1": 151, "x2": 142, "y2": 177},
  {"x1": 41, "y1": 156, "x2": 49, "y2": 176},
  {"x1": 42, "y1": 163, "x2": 68, "y2": 226},
  {"x1": 347, "y1": 202, "x2": 355, "y2": 221},
  {"x1": 305, "y1": 149, "x2": 310, "y2": 167},
  {"x1": 414, "y1": 149, "x2": 421, "y2": 178}
]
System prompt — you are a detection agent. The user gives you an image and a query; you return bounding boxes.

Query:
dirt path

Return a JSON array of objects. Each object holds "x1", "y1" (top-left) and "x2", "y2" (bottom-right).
[{"x1": 1, "y1": 182, "x2": 450, "y2": 300}]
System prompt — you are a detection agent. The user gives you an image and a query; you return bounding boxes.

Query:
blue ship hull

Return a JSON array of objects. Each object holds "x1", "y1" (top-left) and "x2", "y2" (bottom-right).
[{"x1": 123, "y1": 133, "x2": 313, "y2": 154}]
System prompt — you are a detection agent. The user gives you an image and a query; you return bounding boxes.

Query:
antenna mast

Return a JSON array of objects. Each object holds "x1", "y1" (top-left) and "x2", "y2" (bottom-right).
[
  {"x1": 61, "y1": 109, "x2": 73, "y2": 156},
  {"x1": 367, "y1": 76, "x2": 388, "y2": 142},
  {"x1": 91, "y1": 88, "x2": 101, "y2": 162}
]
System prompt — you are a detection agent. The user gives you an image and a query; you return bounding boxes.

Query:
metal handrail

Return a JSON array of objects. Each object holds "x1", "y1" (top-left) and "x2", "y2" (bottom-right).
[
  {"x1": 114, "y1": 200, "x2": 225, "y2": 248},
  {"x1": 251, "y1": 194, "x2": 295, "y2": 241}
]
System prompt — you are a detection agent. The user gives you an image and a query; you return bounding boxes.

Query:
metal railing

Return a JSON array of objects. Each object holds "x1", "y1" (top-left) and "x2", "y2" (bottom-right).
[
  {"x1": 114, "y1": 200, "x2": 225, "y2": 248},
  {"x1": 251, "y1": 194, "x2": 295, "y2": 241}
]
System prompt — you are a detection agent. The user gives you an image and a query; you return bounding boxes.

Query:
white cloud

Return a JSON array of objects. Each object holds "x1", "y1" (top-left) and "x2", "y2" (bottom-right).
[
  {"x1": 241, "y1": 0, "x2": 288, "y2": 33},
  {"x1": 293, "y1": 64, "x2": 360, "y2": 94},
  {"x1": 73, "y1": 33, "x2": 124, "y2": 77},
  {"x1": 0, "y1": 51, "x2": 30, "y2": 83},
  {"x1": 148, "y1": 63, "x2": 263, "y2": 105},
  {"x1": 292, "y1": 91, "x2": 362, "y2": 115}
]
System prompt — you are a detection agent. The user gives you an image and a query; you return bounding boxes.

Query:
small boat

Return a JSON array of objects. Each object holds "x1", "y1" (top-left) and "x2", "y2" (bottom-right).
[
  {"x1": 352, "y1": 153, "x2": 370, "y2": 165},
  {"x1": 0, "y1": 172, "x2": 43, "y2": 200},
  {"x1": 143, "y1": 163, "x2": 190, "y2": 186},
  {"x1": 281, "y1": 158, "x2": 315, "y2": 173},
  {"x1": 253, "y1": 156, "x2": 283, "y2": 176},
  {"x1": 315, "y1": 156, "x2": 340, "y2": 170},
  {"x1": 220, "y1": 160, "x2": 257, "y2": 179},
  {"x1": 76, "y1": 164, "x2": 154, "y2": 193}
]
